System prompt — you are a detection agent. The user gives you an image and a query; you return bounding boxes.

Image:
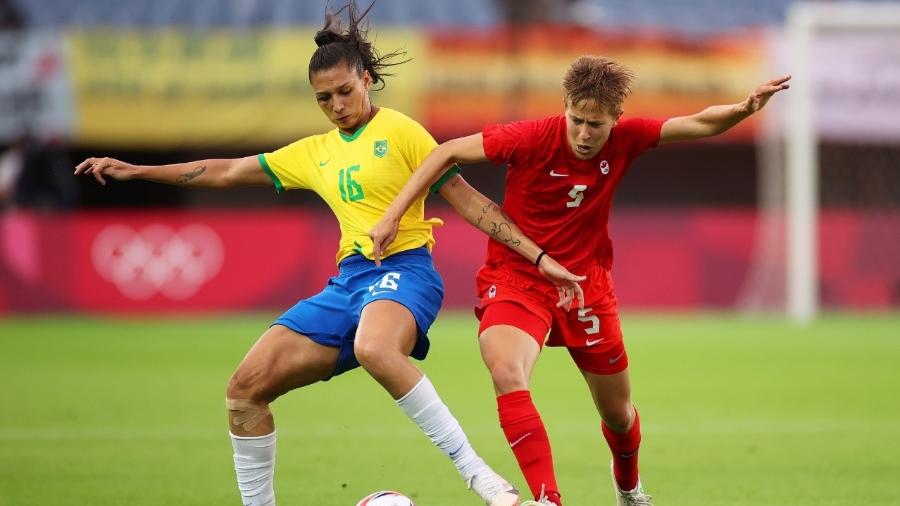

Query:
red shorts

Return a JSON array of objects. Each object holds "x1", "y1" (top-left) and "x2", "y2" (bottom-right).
[{"x1": 474, "y1": 264, "x2": 628, "y2": 375}]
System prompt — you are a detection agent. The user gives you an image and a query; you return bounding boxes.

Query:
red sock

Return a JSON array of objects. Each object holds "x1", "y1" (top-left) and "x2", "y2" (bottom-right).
[
  {"x1": 497, "y1": 390, "x2": 562, "y2": 505},
  {"x1": 602, "y1": 407, "x2": 641, "y2": 491}
]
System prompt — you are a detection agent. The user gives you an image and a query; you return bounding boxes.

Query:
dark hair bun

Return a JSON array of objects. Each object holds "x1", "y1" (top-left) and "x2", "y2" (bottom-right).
[{"x1": 314, "y1": 30, "x2": 343, "y2": 47}]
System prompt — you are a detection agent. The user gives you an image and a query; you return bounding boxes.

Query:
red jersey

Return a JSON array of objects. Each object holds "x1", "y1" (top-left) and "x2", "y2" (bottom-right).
[{"x1": 481, "y1": 115, "x2": 664, "y2": 280}]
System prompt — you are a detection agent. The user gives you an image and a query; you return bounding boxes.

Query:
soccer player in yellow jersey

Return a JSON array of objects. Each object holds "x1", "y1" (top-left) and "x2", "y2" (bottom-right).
[{"x1": 75, "y1": 2, "x2": 586, "y2": 505}]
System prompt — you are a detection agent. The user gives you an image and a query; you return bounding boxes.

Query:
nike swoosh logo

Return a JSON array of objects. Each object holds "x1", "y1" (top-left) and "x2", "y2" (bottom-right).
[
  {"x1": 549, "y1": 170, "x2": 569, "y2": 177},
  {"x1": 619, "y1": 450, "x2": 638, "y2": 459},
  {"x1": 369, "y1": 290, "x2": 393, "y2": 296},
  {"x1": 586, "y1": 338, "x2": 605, "y2": 347},
  {"x1": 319, "y1": 159, "x2": 330, "y2": 167},
  {"x1": 448, "y1": 444, "x2": 464, "y2": 458},
  {"x1": 509, "y1": 432, "x2": 532, "y2": 448},
  {"x1": 609, "y1": 350, "x2": 626, "y2": 364}
]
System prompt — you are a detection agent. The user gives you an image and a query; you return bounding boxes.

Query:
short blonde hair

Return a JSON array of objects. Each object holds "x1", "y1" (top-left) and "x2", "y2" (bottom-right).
[{"x1": 563, "y1": 56, "x2": 634, "y2": 115}]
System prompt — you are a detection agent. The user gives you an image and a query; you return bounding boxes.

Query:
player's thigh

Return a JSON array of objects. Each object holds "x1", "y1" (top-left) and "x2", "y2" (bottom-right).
[
  {"x1": 478, "y1": 301, "x2": 548, "y2": 393},
  {"x1": 228, "y1": 324, "x2": 339, "y2": 402},
  {"x1": 479, "y1": 325, "x2": 541, "y2": 391},
  {"x1": 355, "y1": 299, "x2": 418, "y2": 357},
  {"x1": 354, "y1": 254, "x2": 443, "y2": 363},
  {"x1": 478, "y1": 324, "x2": 542, "y2": 373}
]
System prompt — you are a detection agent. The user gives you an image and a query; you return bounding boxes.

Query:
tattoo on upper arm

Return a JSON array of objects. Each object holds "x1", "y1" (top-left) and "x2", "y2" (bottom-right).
[
  {"x1": 480, "y1": 202, "x2": 523, "y2": 248},
  {"x1": 175, "y1": 165, "x2": 207, "y2": 184}
]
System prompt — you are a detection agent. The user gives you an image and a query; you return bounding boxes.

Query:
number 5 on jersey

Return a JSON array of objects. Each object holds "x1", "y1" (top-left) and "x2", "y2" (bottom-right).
[
  {"x1": 339, "y1": 165, "x2": 365, "y2": 202},
  {"x1": 567, "y1": 184, "x2": 587, "y2": 208}
]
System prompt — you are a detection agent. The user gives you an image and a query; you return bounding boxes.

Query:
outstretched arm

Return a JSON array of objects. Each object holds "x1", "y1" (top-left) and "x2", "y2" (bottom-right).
[
  {"x1": 659, "y1": 75, "x2": 790, "y2": 144},
  {"x1": 74, "y1": 155, "x2": 271, "y2": 188}
]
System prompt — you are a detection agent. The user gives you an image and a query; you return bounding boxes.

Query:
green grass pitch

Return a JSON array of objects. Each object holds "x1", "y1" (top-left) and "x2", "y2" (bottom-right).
[{"x1": 2, "y1": 312, "x2": 899, "y2": 505}]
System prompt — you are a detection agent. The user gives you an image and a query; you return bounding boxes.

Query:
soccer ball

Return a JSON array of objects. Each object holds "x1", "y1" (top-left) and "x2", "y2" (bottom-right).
[{"x1": 356, "y1": 490, "x2": 416, "y2": 506}]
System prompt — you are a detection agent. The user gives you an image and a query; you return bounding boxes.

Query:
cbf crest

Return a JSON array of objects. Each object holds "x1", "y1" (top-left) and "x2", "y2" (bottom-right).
[{"x1": 374, "y1": 139, "x2": 388, "y2": 158}]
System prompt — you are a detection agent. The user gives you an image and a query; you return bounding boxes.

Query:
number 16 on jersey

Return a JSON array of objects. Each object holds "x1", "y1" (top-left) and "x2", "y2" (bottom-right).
[{"x1": 339, "y1": 165, "x2": 365, "y2": 202}]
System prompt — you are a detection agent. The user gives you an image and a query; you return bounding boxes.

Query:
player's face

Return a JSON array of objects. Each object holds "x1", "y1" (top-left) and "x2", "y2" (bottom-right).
[
  {"x1": 564, "y1": 99, "x2": 619, "y2": 160},
  {"x1": 311, "y1": 63, "x2": 373, "y2": 133}
]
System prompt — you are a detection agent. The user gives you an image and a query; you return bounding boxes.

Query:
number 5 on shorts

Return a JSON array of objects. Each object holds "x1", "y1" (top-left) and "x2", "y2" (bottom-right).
[{"x1": 577, "y1": 307, "x2": 599, "y2": 335}]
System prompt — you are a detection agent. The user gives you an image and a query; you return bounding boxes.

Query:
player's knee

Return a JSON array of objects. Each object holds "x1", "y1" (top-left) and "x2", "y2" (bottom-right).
[
  {"x1": 226, "y1": 364, "x2": 271, "y2": 403},
  {"x1": 353, "y1": 336, "x2": 393, "y2": 374},
  {"x1": 488, "y1": 360, "x2": 529, "y2": 394},
  {"x1": 601, "y1": 404, "x2": 634, "y2": 432},
  {"x1": 226, "y1": 368, "x2": 274, "y2": 433}
]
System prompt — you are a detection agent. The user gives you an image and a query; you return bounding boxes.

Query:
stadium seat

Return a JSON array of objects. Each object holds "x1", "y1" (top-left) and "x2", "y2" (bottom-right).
[{"x1": 5, "y1": 0, "x2": 892, "y2": 32}]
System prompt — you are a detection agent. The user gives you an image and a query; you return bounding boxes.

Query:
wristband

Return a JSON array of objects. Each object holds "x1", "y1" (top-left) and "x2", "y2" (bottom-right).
[{"x1": 534, "y1": 250, "x2": 547, "y2": 267}]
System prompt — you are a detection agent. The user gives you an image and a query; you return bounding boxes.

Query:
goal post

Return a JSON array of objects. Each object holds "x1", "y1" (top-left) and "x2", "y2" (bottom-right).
[{"x1": 780, "y1": 2, "x2": 900, "y2": 323}]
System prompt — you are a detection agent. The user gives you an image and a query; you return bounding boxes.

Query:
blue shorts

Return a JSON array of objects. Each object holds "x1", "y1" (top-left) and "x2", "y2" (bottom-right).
[{"x1": 273, "y1": 247, "x2": 444, "y2": 379}]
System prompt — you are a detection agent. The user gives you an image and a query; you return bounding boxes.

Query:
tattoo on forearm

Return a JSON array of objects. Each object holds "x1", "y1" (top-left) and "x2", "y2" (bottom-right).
[
  {"x1": 481, "y1": 202, "x2": 523, "y2": 248},
  {"x1": 175, "y1": 165, "x2": 206, "y2": 184}
]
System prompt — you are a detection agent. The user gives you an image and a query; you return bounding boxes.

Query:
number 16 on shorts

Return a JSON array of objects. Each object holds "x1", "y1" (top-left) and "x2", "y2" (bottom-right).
[{"x1": 369, "y1": 272, "x2": 401, "y2": 296}]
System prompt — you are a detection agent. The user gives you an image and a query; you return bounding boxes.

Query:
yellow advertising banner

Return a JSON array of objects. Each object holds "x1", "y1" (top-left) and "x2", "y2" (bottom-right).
[
  {"x1": 67, "y1": 29, "x2": 426, "y2": 148},
  {"x1": 67, "y1": 27, "x2": 764, "y2": 148}
]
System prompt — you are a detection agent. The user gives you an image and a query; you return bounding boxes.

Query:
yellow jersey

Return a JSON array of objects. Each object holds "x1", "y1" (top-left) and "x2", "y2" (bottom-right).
[{"x1": 259, "y1": 107, "x2": 445, "y2": 264}]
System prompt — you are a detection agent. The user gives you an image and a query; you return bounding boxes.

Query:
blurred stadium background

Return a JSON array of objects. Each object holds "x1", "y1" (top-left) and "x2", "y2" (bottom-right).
[
  {"x1": 1, "y1": 0, "x2": 899, "y2": 316},
  {"x1": 1, "y1": 1, "x2": 899, "y2": 505}
]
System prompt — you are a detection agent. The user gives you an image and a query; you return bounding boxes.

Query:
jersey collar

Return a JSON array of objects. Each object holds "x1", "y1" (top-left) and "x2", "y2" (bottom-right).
[{"x1": 338, "y1": 107, "x2": 382, "y2": 142}]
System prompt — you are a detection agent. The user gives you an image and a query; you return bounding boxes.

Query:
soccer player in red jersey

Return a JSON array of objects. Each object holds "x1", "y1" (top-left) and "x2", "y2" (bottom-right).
[{"x1": 371, "y1": 56, "x2": 789, "y2": 505}]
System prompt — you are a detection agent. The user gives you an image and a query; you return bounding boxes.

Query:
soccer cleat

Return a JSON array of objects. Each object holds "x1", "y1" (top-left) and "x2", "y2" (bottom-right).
[
  {"x1": 466, "y1": 469, "x2": 520, "y2": 506},
  {"x1": 520, "y1": 484, "x2": 560, "y2": 506},
  {"x1": 613, "y1": 481, "x2": 653, "y2": 506},
  {"x1": 520, "y1": 500, "x2": 555, "y2": 506},
  {"x1": 610, "y1": 460, "x2": 653, "y2": 506}
]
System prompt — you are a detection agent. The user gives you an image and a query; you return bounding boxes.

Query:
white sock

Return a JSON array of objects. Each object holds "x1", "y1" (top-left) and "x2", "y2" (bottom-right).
[
  {"x1": 231, "y1": 431, "x2": 276, "y2": 506},
  {"x1": 396, "y1": 375, "x2": 489, "y2": 481}
]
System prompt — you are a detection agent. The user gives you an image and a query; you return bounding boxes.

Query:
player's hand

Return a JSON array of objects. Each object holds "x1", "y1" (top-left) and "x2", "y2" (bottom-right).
[
  {"x1": 368, "y1": 215, "x2": 401, "y2": 267},
  {"x1": 538, "y1": 255, "x2": 586, "y2": 311},
  {"x1": 74, "y1": 157, "x2": 137, "y2": 186},
  {"x1": 743, "y1": 75, "x2": 791, "y2": 114}
]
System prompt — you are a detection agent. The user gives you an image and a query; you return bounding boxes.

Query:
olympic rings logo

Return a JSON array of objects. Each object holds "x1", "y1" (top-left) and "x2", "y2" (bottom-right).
[{"x1": 91, "y1": 224, "x2": 224, "y2": 301}]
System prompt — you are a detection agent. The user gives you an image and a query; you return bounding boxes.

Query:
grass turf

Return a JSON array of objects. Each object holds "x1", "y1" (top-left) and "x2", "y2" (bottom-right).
[{"x1": 1, "y1": 312, "x2": 899, "y2": 505}]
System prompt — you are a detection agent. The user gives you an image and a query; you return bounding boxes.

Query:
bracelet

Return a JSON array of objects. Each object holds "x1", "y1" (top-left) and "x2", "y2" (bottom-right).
[{"x1": 534, "y1": 250, "x2": 547, "y2": 267}]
